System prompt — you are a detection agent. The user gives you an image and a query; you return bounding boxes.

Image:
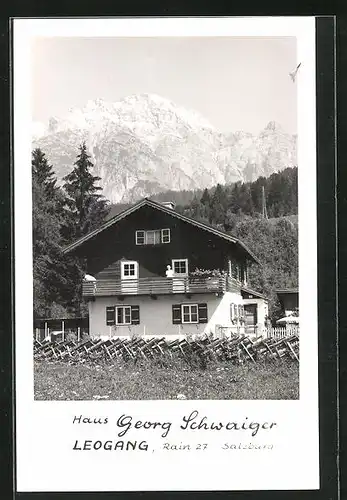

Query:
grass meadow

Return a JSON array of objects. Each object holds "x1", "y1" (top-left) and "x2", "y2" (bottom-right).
[{"x1": 34, "y1": 358, "x2": 299, "y2": 400}]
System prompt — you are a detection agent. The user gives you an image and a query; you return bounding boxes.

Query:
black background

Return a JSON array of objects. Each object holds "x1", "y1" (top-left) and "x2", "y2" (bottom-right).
[{"x1": 0, "y1": 11, "x2": 342, "y2": 500}]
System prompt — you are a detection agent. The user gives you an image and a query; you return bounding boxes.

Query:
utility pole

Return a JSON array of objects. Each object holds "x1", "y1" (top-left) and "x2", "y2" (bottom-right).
[{"x1": 262, "y1": 185, "x2": 268, "y2": 219}]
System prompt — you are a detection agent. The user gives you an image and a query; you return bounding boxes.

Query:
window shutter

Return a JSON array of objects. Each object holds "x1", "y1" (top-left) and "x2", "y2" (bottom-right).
[
  {"x1": 172, "y1": 304, "x2": 182, "y2": 324},
  {"x1": 106, "y1": 306, "x2": 115, "y2": 326},
  {"x1": 230, "y1": 303, "x2": 234, "y2": 320},
  {"x1": 131, "y1": 305, "x2": 140, "y2": 325},
  {"x1": 198, "y1": 303, "x2": 208, "y2": 323}
]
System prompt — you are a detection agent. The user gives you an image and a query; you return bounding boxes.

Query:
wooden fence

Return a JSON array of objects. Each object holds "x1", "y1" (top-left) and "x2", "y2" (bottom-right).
[
  {"x1": 33, "y1": 333, "x2": 299, "y2": 364},
  {"x1": 33, "y1": 317, "x2": 89, "y2": 342},
  {"x1": 216, "y1": 325, "x2": 299, "y2": 339},
  {"x1": 263, "y1": 325, "x2": 299, "y2": 339}
]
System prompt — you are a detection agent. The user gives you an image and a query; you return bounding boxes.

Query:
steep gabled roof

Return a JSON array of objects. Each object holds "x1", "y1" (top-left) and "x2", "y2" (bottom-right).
[{"x1": 63, "y1": 198, "x2": 261, "y2": 264}]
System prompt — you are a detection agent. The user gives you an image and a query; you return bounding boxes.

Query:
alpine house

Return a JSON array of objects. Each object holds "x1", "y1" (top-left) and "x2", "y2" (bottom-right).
[{"x1": 63, "y1": 198, "x2": 268, "y2": 339}]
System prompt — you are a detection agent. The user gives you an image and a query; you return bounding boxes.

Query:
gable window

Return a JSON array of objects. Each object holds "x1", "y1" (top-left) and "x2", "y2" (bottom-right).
[
  {"x1": 135, "y1": 231, "x2": 145, "y2": 245},
  {"x1": 146, "y1": 230, "x2": 161, "y2": 245},
  {"x1": 121, "y1": 261, "x2": 138, "y2": 279},
  {"x1": 135, "y1": 229, "x2": 171, "y2": 245},
  {"x1": 161, "y1": 228, "x2": 170, "y2": 243},
  {"x1": 172, "y1": 258, "x2": 188, "y2": 276},
  {"x1": 106, "y1": 305, "x2": 140, "y2": 326},
  {"x1": 172, "y1": 303, "x2": 208, "y2": 324}
]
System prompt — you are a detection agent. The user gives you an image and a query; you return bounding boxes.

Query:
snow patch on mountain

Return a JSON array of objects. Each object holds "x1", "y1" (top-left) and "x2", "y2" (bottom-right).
[{"x1": 33, "y1": 94, "x2": 297, "y2": 203}]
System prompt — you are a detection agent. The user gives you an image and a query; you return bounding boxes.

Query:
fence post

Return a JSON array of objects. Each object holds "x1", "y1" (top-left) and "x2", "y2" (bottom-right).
[
  {"x1": 44, "y1": 322, "x2": 47, "y2": 338},
  {"x1": 62, "y1": 320, "x2": 65, "y2": 341},
  {"x1": 35, "y1": 328, "x2": 39, "y2": 341},
  {"x1": 77, "y1": 327, "x2": 81, "y2": 343}
]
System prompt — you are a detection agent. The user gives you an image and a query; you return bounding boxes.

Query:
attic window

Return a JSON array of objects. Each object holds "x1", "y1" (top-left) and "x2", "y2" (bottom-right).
[{"x1": 136, "y1": 229, "x2": 170, "y2": 245}]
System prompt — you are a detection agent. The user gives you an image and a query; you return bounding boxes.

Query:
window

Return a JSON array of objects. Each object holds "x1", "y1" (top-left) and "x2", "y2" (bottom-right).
[
  {"x1": 136, "y1": 231, "x2": 145, "y2": 245},
  {"x1": 146, "y1": 230, "x2": 161, "y2": 245},
  {"x1": 242, "y1": 263, "x2": 248, "y2": 284},
  {"x1": 121, "y1": 261, "x2": 138, "y2": 279},
  {"x1": 135, "y1": 229, "x2": 171, "y2": 245},
  {"x1": 230, "y1": 303, "x2": 238, "y2": 321},
  {"x1": 230, "y1": 303, "x2": 235, "y2": 321},
  {"x1": 172, "y1": 258, "x2": 188, "y2": 276},
  {"x1": 106, "y1": 305, "x2": 140, "y2": 326},
  {"x1": 229, "y1": 259, "x2": 241, "y2": 282},
  {"x1": 182, "y1": 304, "x2": 198, "y2": 323},
  {"x1": 116, "y1": 306, "x2": 132, "y2": 325},
  {"x1": 161, "y1": 228, "x2": 170, "y2": 243},
  {"x1": 230, "y1": 303, "x2": 244, "y2": 322},
  {"x1": 172, "y1": 303, "x2": 208, "y2": 324}
]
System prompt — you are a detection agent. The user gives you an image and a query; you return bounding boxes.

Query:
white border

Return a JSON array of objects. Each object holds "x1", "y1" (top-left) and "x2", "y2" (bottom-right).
[{"x1": 14, "y1": 17, "x2": 318, "y2": 492}]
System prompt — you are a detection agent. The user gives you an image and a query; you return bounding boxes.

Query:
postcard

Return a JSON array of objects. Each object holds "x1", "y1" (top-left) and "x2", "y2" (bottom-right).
[{"x1": 14, "y1": 16, "x2": 319, "y2": 492}]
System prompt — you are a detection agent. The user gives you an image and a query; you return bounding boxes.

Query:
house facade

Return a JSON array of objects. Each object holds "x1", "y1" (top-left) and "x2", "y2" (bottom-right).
[{"x1": 64, "y1": 199, "x2": 268, "y2": 339}]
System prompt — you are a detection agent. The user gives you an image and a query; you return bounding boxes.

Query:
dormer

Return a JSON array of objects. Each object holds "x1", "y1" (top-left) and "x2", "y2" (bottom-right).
[{"x1": 159, "y1": 201, "x2": 175, "y2": 210}]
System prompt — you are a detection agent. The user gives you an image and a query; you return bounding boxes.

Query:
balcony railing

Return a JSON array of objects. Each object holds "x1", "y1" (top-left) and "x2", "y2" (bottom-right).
[{"x1": 82, "y1": 275, "x2": 240, "y2": 298}]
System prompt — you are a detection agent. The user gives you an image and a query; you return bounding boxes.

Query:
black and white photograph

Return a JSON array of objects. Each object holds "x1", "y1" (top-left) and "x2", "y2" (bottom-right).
[
  {"x1": 14, "y1": 17, "x2": 320, "y2": 493},
  {"x1": 31, "y1": 35, "x2": 300, "y2": 401}
]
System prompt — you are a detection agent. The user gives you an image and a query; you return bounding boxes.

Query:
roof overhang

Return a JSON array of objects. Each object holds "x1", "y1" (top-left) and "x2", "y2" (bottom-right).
[
  {"x1": 275, "y1": 288, "x2": 299, "y2": 295},
  {"x1": 63, "y1": 198, "x2": 261, "y2": 265},
  {"x1": 241, "y1": 287, "x2": 267, "y2": 300}
]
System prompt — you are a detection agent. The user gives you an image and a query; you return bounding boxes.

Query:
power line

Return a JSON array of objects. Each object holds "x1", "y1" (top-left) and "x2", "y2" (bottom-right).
[{"x1": 262, "y1": 185, "x2": 268, "y2": 219}]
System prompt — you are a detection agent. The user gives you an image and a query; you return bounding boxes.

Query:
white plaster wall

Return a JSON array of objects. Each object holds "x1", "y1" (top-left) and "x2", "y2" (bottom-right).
[{"x1": 88, "y1": 291, "x2": 243, "y2": 339}]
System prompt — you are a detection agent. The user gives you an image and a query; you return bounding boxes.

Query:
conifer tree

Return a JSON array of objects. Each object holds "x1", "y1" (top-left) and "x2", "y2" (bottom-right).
[
  {"x1": 210, "y1": 184, "x2": 228, "y2": 224},
  {"x1": 32, "y1": 148, "x2": 57, "y2": 196},
  {"x1": 61, "y1": 142, "x2": 110, "y2": 316},
  {"x1": 62, "y1": 142, "x2": 109, "y2": 242},
  {"x1": 200, "y1": 188, "x2": 211, "y2": 206},
  {"x1": 32, "y1": 149, "x2": 67, "y2": 318}
]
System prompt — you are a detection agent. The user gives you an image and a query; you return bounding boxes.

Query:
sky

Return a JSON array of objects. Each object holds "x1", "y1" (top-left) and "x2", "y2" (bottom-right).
[{"x1": 32, "y1": 36, "x2": 297, "y2": 135}]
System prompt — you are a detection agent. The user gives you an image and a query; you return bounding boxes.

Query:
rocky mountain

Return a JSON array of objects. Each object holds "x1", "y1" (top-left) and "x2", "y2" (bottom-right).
[{"x1": 33, "y1": 94, "x2": 297, "y2": 203}]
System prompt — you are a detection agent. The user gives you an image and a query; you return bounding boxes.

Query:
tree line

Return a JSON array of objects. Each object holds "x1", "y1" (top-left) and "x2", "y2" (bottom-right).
[
  {"x1": 108, "y1": 167, "x2": 297, "y2": 222},
  {"x1": 170, "y1": 167, "x2": 297, "y2": 223},
  {"x1": 33, "y1": 145, "x2": 297, "y2": 321},
  {"x1": 32, "y1": 144, "x2": 110, "y2": 319},
  {"x1": 170, "y1": 170, "x2": 298, "y2": 320}
]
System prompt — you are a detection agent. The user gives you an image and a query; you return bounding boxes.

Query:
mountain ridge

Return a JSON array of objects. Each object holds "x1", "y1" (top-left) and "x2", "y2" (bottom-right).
[{"x1": 33, "y1": 94, "x2": 297, "y2": 203}]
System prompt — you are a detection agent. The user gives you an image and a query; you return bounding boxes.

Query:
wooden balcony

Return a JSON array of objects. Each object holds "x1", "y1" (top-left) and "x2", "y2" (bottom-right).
[{"x1": 82, "y1": 276, "x2": 240, "y2": 298}]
